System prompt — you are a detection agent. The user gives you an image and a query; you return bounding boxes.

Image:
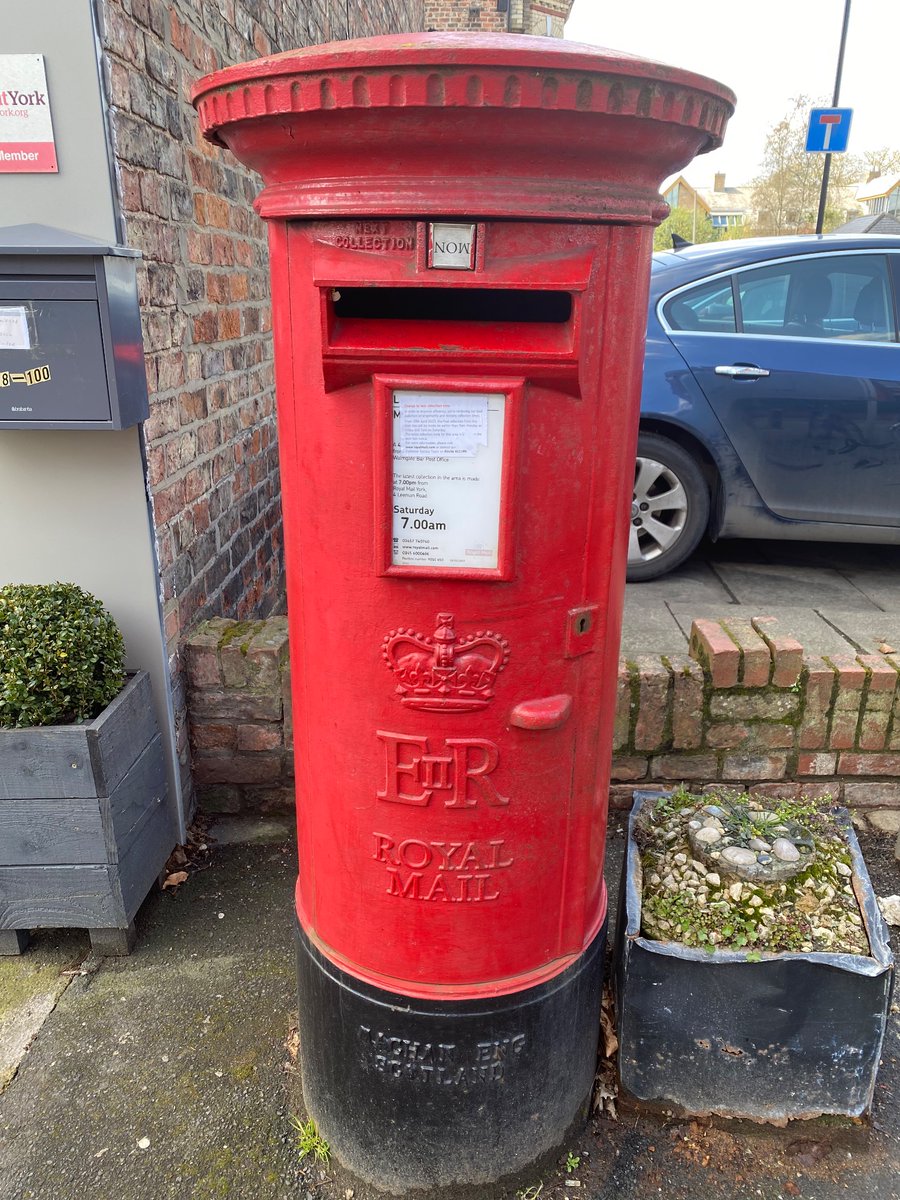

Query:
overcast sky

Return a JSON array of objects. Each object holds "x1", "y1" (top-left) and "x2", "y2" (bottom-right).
[{"x1": 564, "y1": 0, "x2": 898, "y2": 186}]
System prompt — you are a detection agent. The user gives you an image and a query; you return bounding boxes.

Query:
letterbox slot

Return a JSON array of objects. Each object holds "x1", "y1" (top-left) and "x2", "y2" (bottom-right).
[
  {"x1": 332, "y1": 286, "x2": 571, "y2": 323},
  {"x1": 327, "y1": 286, "x2": 576, "y2": 362}
]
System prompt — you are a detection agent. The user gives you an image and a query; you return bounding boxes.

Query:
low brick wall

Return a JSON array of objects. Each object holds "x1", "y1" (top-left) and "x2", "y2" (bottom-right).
[
  {"x1": 185, "y1": 615, "x2": 900, "y2": 813},
  {"x1": 185, "y1": 617, "x2": 292, "y2": 812}
]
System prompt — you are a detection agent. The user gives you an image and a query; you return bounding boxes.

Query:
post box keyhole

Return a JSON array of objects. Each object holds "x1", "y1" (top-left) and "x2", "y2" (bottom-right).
[{"x1": 576, "y1": 613, "x2": 591, "y2": 635}]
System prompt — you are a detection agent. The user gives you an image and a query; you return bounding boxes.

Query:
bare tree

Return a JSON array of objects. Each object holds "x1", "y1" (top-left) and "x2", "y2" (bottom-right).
[{"x1": 752, "y1": 95, "x2": 861, "y2": 235}]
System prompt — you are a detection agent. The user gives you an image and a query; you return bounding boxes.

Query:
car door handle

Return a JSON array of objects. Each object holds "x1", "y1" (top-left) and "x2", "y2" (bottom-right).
[
  {"x1": 509, "y1": 694, "x2": 573, "y2": 730},
  {"x1": 715, "y1": 364, "x2": 770, "y2": 379}
]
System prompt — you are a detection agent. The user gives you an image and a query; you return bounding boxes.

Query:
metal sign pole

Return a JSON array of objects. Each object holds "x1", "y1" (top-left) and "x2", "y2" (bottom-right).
[{"x1": 815, "y1": 0, "x2": 852, "y2": 234}]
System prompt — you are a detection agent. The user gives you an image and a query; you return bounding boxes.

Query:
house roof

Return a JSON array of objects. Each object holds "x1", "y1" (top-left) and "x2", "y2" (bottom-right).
[
  {"x1": 856, "y1": 173, "x2": 900, "y2": 202},
  {"x1": 695, "y1": 185, "x2": 751, "y2": 215},
  {"x1": 831, "y1": 212, "x2": 900, "y2": 235}
]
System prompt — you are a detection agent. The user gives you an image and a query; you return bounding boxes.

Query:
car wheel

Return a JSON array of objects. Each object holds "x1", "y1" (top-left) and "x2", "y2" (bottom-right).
[{"x1": 626, "y1": 433, "x2": 710, "y2": 582}]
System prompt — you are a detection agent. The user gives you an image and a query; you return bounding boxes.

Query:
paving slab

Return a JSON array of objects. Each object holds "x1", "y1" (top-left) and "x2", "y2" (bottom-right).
[
  {"x1": 840, "y1": 568, "x2": 900, "y2": 613},
  {"x1": 710, "y1": 561, "x2": 881, "y2": 610},
  {"x1": 816, "y1": 611, "x2": 900, "y2": 656},
  {"x1": 624, "y1": 560, "x2": 734, "y2": 606},
  {"x1": 0, "y1": 929, "x2": 86, "y2": 1094},
  {"x1": 620, "y1": 600, "x2": 687, "y2": 657},
  {"x1": 667, "y1": 605, "x2": 858, "y2": 658}
]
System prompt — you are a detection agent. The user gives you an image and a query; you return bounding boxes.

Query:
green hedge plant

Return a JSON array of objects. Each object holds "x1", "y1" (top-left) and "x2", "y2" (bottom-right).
[{"x1": 0, "y1": 583, "x2": 126, "y2": 728}]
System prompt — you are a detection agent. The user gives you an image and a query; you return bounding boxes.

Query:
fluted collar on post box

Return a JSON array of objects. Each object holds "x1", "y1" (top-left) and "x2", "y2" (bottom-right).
[{"x1": 192, "y1": 32, "x2": 735, "y2": 224}]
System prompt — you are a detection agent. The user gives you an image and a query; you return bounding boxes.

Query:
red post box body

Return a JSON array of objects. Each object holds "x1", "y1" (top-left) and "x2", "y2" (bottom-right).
[{"x1": 194, "y1": 34, "x2": 732, "y2": 1192}]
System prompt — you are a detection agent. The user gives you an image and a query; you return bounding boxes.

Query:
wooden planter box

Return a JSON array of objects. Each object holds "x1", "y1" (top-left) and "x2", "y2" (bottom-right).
[
  {"x1": 615, "y1": 791, "x2": 894, "y2": 1121},
  {"x1": 0, "y1": 672, "x2": 175, "y2": 956}
]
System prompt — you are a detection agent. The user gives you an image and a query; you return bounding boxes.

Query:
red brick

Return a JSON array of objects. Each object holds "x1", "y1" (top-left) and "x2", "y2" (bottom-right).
[
  {"x1": 613, "y1": 660, "x2": 633, "y2": 751},
  {"x1": 837, "y1": 753, "x2": 900, "y2": 776},
  {"x1": 843, "y1": 781, "x2": 900, "y2": 807},
  {"x1": 218, "y1": 308, "x2": 242, "y2": 340},
  {"x1": 721, "y1": 618, "x2": 770, "y2": 687},
  {"x1": 236, "y1": 723, "x2": 282, "y2": 751},
  {"x1": 649, "y1": 754, "x2": 718, "y2": 781},
  {"x1": 827, "y1": 657, "x2": 867, "y2": 749},
  {"x1": 798, "y1": 752, "x2": 837, "y2": 775},
  {"x1": 185, "y1": 645, "x2": 221, "y2": 689},
  {"x1": 669, "y1": 654, "x2": 703, "y2": 750},
  {"x1": 191, "y1": 723, "x2": 236, "y2": 750},
  {"x1": 721, "y1": 754, "x2": 787, "y2": 781},
  {"x1": 689, "y1": 619, "x2": 739, "y2": 687},
  {"x1": 799, "y1": 656, "x2": 836, "y2": 749},
  {"x1": 859, "y1": 655, "x2": 899, "y2": 692},
  {"x1": 633, "y1": 656, "x2": 670, "y2": 752},
  {"x1": 751, "y1": 616, "x2": 804, "y2": 687},
  {"x1": 748, "y1": 782, "x2": 802, "y2": 800},
  {"x1": 608, "y1": 785, "x2": 640, "y2": 811},
  {"x1": 193, "y1": 751, "x2": 283, "y2": 785},
  {"x1": 752, "y1": 723, "x2": 796, "y2": 750},
  {"x1": 705, "y1": 723, "x2": 750, "y2": 750},
  {"x1": 610, "y1": 757, "x2": 649, "y2": 782},
  {"x1": 192, "y1": 311, "x2": 218, "y2": 343}
]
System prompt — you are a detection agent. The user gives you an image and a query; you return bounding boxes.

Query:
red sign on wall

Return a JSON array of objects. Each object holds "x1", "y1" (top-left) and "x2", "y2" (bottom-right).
[{"x1": 0, "y1": 55, "x2": 58, "y2": 174}]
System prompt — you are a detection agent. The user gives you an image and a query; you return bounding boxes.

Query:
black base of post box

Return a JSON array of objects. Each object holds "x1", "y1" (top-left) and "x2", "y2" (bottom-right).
[{"x1": 294, "y1": 919, "x2": 607, "y2": 1195}]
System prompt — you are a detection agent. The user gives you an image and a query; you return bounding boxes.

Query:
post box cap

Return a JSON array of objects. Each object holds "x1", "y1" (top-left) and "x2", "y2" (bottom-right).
[{"x1": 193, "y1": 32, "x2": 736, "y2": 224}]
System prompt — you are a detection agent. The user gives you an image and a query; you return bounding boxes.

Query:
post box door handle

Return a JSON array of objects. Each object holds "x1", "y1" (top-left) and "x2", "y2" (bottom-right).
[{"x1": 509, "y1": 694, "x2": 573, "y2": 731}]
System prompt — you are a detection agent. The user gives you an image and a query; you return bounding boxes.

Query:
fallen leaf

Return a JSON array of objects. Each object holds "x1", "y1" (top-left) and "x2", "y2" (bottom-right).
[
  {"x1": 878, "y1": 642, "x2": 895, "y2": 655},
  {"x1": 784, "y1": 1181, "x2": 800, "y2": 1197},
  {"x1": 284, "y1": 1027, "x2": 300, "y2": 1062},
  {"x1": 600, "y1": 984, "x2": 618, "y2": 1057},
  {"x1": 162, "y1": 871, "x2": 188, "y2": 890}
]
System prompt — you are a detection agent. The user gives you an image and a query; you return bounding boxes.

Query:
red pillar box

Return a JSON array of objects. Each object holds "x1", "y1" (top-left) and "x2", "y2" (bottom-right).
[{"x1": 194, "y1": 35, "x2": 733, "y2": 1193}]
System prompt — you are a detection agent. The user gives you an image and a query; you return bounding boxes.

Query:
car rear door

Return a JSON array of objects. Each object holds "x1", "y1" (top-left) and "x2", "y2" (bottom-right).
[{"x1": 662, "y1": 251, "x2": 900, "y2": 527}]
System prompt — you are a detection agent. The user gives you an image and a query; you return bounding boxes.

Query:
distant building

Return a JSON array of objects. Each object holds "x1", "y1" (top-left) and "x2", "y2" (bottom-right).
[
  {"x1": 662, "y1": 173, "x2": 751, "y2": 236},
  {"x1": 424, "y1": 0, "x2": 573, "y2": 35},
  {"x1": 856, "y1": 173, "x2": 900, "y2": 218}
]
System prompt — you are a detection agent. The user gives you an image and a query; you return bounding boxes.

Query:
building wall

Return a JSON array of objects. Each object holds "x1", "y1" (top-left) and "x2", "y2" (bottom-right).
[
  {"x1": 95, "y1": 0, "x2": 425, "y2": 809},
  {"x1": 424, "y1": 0, "x2": 573, "y2": 34}
]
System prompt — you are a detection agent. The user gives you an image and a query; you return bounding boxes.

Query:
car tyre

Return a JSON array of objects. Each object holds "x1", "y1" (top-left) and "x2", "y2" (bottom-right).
[{"x1": 627, "y1": 433, "x2": 710, "y2": 582}]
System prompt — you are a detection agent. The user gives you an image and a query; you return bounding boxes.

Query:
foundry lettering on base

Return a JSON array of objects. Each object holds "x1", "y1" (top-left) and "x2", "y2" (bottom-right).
[
  {"x1": 359, "y1": 1025, "x2": 526, "y2": 1086},
  {"x1": 376, "y1": 730, "x2": 508, "y2": 807},
  {"x1": 373, "y1": 833, "x2": 514, "y2": 903}
]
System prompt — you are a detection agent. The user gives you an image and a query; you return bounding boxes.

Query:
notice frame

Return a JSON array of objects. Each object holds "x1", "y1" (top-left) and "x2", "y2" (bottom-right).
[{"x1": 374, "y1": 374, "x2": 522, "y2": 580}]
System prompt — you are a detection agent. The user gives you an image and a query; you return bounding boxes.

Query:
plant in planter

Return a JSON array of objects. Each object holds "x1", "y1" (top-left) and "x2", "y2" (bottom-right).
[
  {"x1": 0, "y1": 583, "x2": 175, "y2": 956},
  {"x1": 615, "y1": 788, "x2": 894, "y2": 1121}
]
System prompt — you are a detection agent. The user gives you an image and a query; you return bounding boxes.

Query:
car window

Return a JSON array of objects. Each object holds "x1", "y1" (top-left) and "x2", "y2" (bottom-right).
[
  {"x1": 736, "y1": 254, "x2": 896, "y2": 342},
  {"x1": 663, "y1": 277, "x2": 736, "y2": 332}
]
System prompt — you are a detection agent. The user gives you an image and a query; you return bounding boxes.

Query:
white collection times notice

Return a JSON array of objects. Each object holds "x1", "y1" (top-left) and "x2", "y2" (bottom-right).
[{"x1": 391, "y1": 390, "x2": 506, "y2": 570}]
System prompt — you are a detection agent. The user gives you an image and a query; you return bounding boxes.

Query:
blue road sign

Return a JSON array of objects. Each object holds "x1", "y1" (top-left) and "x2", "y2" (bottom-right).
[{"x1": 806, "y1": 108, "x2": 853, "y2": 153}]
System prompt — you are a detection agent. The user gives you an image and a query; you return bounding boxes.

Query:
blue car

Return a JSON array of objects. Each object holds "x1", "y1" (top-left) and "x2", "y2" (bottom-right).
[{"x1": 629, "y1": 234, "x2": 900, "y2": 580}]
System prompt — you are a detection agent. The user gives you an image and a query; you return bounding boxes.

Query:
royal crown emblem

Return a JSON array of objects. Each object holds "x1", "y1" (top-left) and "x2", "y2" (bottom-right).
[{"x1": 382, "y1": 613, "x2": 510, "y2": 712}]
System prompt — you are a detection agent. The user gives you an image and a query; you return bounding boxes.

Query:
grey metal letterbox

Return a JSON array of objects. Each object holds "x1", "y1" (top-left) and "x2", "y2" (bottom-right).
[{"x1": 0, "y1": 224, "x2": 148, "y2": 430}]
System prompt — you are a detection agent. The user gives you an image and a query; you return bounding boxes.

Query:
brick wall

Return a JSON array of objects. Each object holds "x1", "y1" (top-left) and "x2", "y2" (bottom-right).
[
  {"x1": 185, "y1": 615, "x2": 900, "y2": 816},
  {"x1": 424, "y1": 1, "x2": 508, "y2": 30},
  {"x1": 424, "y1": 0, "x2": 573, "y2": 34},
  {"x1": 96, "y1": 0, "x2": 425, "y2": 805}
]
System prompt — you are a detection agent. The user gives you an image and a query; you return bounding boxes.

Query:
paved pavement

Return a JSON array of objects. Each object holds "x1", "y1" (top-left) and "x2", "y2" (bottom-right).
[
  {"x1": 1, "y1": 814, "x2": 899, "y2": 1200},
  {"x1": 621, "y1": 539, "x2": 900, "y2": 658}
]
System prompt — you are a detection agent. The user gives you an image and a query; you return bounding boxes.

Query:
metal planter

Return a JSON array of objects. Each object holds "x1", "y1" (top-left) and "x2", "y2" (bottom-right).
[{"x1": 615, "y1": 791, "x2": 894, "y2": 1121}]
